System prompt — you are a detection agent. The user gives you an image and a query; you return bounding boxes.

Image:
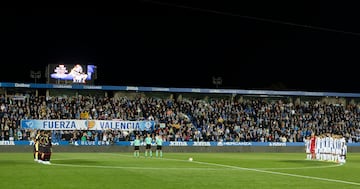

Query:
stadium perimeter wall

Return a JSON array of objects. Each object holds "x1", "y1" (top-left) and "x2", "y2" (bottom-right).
[{"x1": 1, "y1": 146, "x2": 359, "y2": 153}]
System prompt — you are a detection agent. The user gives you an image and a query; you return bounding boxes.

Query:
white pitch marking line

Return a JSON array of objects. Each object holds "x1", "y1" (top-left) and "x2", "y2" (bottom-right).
[{"x1": 190, "y1": 160, "x2": 360, "y2": 186}]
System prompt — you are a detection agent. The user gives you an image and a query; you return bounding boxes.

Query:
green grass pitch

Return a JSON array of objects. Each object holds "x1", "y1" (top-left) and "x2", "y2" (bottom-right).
[{"x1": 0, "y1": 152, "x2": 359, "y2": 189}]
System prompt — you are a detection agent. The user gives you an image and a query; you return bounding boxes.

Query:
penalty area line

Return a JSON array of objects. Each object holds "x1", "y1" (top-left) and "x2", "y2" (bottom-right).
[{"x1": 191, "y1": 160, "x2": 359, "y2": 186}]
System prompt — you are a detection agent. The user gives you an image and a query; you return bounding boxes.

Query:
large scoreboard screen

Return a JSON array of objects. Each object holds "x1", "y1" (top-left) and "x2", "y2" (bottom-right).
[{"x1": 47, "y1": 64, "x2": 97, "y2": 84}]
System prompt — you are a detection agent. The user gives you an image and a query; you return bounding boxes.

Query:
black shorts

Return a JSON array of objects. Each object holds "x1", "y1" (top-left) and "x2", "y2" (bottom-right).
[
  {"x1": 39, "y1": 146, "x2": 44, "y2": 153},
  {"x1": 146, "y1": 144, "x2": 151, "y2": 149},
  {"x1": 43, "y1": 147, "x2": 51, "y2": 154},
  {"x1": 134, "y1": 146, "x2": 140, "y2": 150},
  {"x1": 156, "y1": 145, "x2": 162, "y2": 150}
]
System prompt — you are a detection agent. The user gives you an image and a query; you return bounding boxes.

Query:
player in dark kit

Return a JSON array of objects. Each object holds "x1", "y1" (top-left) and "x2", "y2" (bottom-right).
[
  {"x1": 37, "y1": 130, "x2": 46, "y2": 163},
  {"x1": 41, "y1": 131, "x2": 53, "y2": 164}
]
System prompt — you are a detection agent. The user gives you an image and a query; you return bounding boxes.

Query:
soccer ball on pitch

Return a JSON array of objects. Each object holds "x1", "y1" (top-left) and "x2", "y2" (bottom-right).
[{"x1": 188, "y1": 157, "x2": 193, "y2": 161}]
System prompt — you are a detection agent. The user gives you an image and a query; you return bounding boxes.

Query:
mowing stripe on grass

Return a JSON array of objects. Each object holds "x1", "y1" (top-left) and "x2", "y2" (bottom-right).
[
  {"x1": 107, "y1": 154, "x2": 358, "y2": 186},
  {"x1": 50, "y1": 163, "x2": 225, "y2": 170},
  {"x1": 106, "y1": 153, "x2": 342, "y2": 170},
  {"x1": 256, "y1": 164, "x2": 342, "y2": 170},
  {"x1": 103, "y1": 153, "x2": 344, "y2": 171},
  {"x1": 52, "y1": 153, "x2": 359, "y2": 186}
]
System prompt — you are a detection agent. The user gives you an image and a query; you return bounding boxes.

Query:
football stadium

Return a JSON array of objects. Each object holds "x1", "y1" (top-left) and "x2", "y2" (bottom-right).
[
  {"x1": 0, "y1": 74, "x2": 359, "y2": 189},
  {"x1": 2, "y1": 4, "x2": 360, "y2": 189}
]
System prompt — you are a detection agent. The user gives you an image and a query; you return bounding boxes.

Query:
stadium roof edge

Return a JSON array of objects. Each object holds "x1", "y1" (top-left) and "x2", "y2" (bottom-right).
[{"x1": 1, "y1": 82, "x2": 360, "y2": 97}]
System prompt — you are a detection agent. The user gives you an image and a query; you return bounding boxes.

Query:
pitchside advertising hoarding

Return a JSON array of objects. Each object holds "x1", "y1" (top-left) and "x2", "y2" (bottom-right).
[{"x1": 2, "y1": 141, "x2": 359, "y2": 146}]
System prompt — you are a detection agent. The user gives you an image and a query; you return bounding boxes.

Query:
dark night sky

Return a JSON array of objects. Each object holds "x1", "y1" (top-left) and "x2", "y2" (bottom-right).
[{"x1": 1, "y1": 2, "x2": 360, "y2": 93}]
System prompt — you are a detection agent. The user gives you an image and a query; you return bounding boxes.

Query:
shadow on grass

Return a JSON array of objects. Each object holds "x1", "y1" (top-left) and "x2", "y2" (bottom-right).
[
  {"x1": 0, "y1": 159, "x2": 34, "y2": 165},
  {"x1": 53, "y1": 159, "x2": 99, "y2": 165},
  {"x1": 277, "y1": 159, "x2": 337, "y2": 165}
]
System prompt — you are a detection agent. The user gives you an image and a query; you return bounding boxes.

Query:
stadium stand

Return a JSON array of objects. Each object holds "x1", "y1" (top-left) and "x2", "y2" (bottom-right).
[{"x1": 0, "y1": 83, "x2": 359, "y2": 144}]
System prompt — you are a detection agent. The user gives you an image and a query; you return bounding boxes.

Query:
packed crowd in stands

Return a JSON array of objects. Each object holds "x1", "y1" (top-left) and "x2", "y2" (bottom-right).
[{"x1": 0, "y1": 92, "x2": 359, "y2": 143}]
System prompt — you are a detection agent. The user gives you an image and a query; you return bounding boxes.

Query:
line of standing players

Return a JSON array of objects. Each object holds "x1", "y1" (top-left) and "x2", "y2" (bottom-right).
[
  {"x1": 33, "y1": 130, "x2": 53, "y2": 164},
  {"x1": 305, "y1": 133, "x2": 347, "y2": 164}
]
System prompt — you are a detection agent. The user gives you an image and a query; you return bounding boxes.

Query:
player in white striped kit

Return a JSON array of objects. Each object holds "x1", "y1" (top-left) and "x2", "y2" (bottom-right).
[
  {"x1": 329, "y1": 134, "x2": 335, "y2": 162},
  {"x1": 324, "y1": 133, "x2": 331, "y2": 161},
  {"x1": 315, "y1": 134, "x2": 321, "y2": 160},
  {"x1": 339, "y1": 136, "x2": 347, "y2": 164},
  {"x1": 320, "y1": 134, "x2": 326, "y2": 161},
  {"x1": 305, "y1": 136, "x2": 311, "y2": 160},
  {"x1": 333, "y1": 134, "x2": 340, "y2": 163}
]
